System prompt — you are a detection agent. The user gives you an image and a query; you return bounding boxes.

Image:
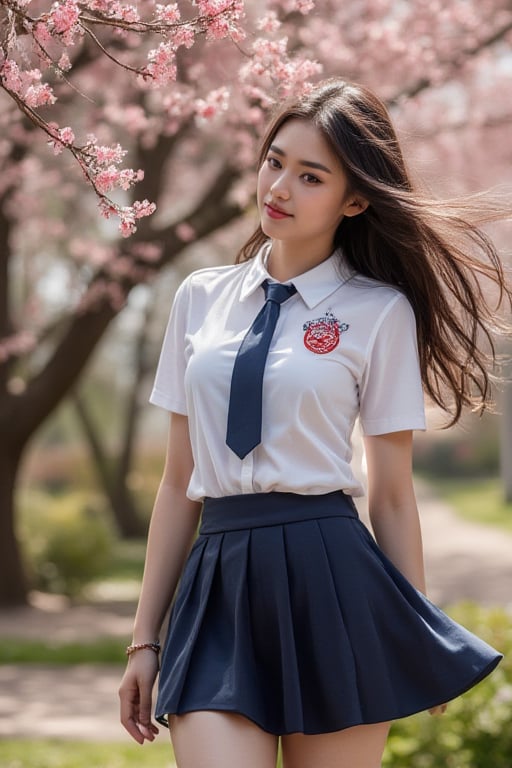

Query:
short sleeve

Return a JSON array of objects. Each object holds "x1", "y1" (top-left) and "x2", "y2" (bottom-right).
[
  {"x1": 149, "y1": 278, "x2": 190, "y2": 414},
  {"x1": 359, "y1": 294, "x2": 426, "y2": 435}
]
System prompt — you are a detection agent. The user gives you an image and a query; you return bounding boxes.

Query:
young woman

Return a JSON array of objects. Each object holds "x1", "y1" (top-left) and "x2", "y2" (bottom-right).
[{"x1": 119, "y1": 79, "x2": 508, "y2": 768}]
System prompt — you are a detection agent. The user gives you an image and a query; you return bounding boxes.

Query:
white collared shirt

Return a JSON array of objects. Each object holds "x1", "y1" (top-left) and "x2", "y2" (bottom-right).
[{"x1": 150, "y1": 245, "x2": 426, "y2": 500}]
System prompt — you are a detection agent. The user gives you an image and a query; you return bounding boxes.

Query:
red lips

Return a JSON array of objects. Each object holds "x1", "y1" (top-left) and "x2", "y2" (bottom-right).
[{"x1": 264, "y1": 202, "x2": 292, "y2": 219}]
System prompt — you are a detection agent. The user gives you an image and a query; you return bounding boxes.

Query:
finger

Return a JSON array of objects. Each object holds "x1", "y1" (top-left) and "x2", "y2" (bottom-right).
[
  {"x1": 119, "y1": 683, "x2": 147, "y2": 744},
  {"x1": 137, "y1": 682, "x2": 157, "y2": 741}
]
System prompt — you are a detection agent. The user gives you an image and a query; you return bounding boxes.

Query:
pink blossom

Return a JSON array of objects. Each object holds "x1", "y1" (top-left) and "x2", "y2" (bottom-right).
[
  {"x1": 69, "y1": 238, "x2": 115, "y2": 266},
  {"x1": 87, "y1": 0, "x2": 112, "y2": 14},
  {"x1": 194, "y1": 86, "x2": 230, "y2": 122},
  {"x1": 93, "y1": 143, "x2": 127, "y2": 165},
  {"x1": 118, "y1": 168, "x2": 144, "y2": 190},
  {"x1": 144, "y1": 42, "x2": 177, "y2": 86},
  {"x1": 130, "y1": 242, "x2": 162, "y2": 263},
  {"x1": 58, "y1": 52, "x2": 72, "y2": 71},
  {"x1": 196, "y1": 0, "x2": 242, "y2": 16},
  {"x1": 103, "y1": 104, "x2": 150, "y2": 136},
  {"x1": 94, "y1": 159, "x2": 143, "y2": 194},
  {"x1": 58, "y1": 126, "x2": 75, "y2": 145},
  {"x1": 155, "y1": 3, "x2": 181, "y2": 23},
  {"x1": 119, "y1": 214, "x2": 137, "y2": 238},
  {"x1": 272, "y1": 0, "x2": 315, "y2": 13},
  {"x1": 257, "y1": 12, "x2": 281, "y2": 33},
  {"x1": 98, "y1": 199, "x2": 117, "y2": 219},
  {"x1": 49, "y1": 140, "x2": 64, "y2": 156},
  {"x1": 95, "y1": 166, "x2": 121, "y2": 194},
  {"x1": 171, "y1": 26, "x2": 195, "y2": 49},
  {"x1": 48, "y1": 0, "x2": 81, "y2": 45},
  {"x1": 25, "y1": 83, "x2": 57, "y2": 107},
  {"x1": 33, "y1": 21, "x2": 53, "y2": 48},
  {"x1": 175, "y1": 222, "x2": 196, "y2": 242},
  {"x1": 1, "y1": 60, "x2": 23, "y2": 95},
  {"x1": 119, "y1": 4, "x2": 140, "y2": 23},
  {"x1": 133, "y1": 199, "x2": 156, "y2": 218}
]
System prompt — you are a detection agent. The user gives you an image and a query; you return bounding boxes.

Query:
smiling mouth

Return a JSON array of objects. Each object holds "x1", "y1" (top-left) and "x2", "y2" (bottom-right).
[{"x1": 265, "y1": 203, "x2": 292, "y2": 218}]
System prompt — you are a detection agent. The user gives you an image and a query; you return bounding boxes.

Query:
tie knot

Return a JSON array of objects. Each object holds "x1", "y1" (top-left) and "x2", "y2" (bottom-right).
[{"x1": 263, "y1": 279, "x2": 297, "y2": 305}]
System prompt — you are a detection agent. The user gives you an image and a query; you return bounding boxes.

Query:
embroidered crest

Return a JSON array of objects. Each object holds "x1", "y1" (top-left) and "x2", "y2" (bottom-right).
[{"x1": 303, "y1": 311, "x2": 349, "y2": 354}]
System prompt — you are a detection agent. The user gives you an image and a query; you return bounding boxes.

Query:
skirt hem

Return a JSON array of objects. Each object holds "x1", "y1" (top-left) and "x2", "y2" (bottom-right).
[{"x1": 155, "y1": 654, "x2": 502, "y2": 735}]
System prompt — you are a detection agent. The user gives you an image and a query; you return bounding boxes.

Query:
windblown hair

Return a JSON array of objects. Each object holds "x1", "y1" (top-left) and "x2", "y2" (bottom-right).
[{"x1": 237, "y1": 78, "x2": 512, "y2": 425}]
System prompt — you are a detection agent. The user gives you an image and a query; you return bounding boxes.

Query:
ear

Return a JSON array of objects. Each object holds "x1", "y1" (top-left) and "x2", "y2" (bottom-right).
[{"x1": 342, "y1": 196, "x2": 369, "y2": 218}]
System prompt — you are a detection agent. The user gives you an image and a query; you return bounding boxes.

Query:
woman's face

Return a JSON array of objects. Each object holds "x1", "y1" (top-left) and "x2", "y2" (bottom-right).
[{"x1": 257, "y1": 119, "x2": 362, "y2": 256}]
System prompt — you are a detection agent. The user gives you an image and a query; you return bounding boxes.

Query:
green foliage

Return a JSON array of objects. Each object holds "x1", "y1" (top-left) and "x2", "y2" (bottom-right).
[
  {"x1": 383, "y1": 604, "x2": 512, "y2": 768},
  {"x1": 21, "y1": 491, "x2": 114, "y2": 597},
  {"x1": 414, "y1": 423, "x2": 500, "y2": 479},
  {"x1": 0, "y1": 740, "x2": 175, "y2": 768},
  {"x1": 431, "y1": 477, "x2": 512, "y2": 533},
  {"x1": 100, "y1": 539, "x2": 147, "y2": 581},
  {"x1": 0, "y1": 637, "x2": 126, "y2": 664}
]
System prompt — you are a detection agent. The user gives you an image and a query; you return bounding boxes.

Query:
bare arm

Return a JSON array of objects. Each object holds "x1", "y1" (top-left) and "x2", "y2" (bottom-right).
[
  {"x1": 119, "y1": 412, "x2": 202, "y2": 743},
  {"x1": 132, "y1": 412, "x2": 202, "y2": 642},
  {"x1": 363, "y1": 430, "x2": 426, "y2": 594}
]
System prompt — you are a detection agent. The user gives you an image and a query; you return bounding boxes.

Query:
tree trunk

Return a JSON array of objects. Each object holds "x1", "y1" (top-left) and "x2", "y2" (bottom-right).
[
  {"x1": 71, "y1": 291, "x2": 155, "y2": 538},
  {"x1": 0, "y1": 446, "x2": 28, "y2": 605},
  {"x1": 72, "y1": 391, "x2": 147, "y2": 537},
  {"x1": 111, "y1": 480, "x2": 148, "y2": 538}
]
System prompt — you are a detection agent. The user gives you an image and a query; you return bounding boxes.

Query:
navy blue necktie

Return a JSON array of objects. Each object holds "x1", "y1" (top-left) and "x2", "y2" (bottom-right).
[{"x1": 226, "y1": 279, "x2": 297, "y2": 459}]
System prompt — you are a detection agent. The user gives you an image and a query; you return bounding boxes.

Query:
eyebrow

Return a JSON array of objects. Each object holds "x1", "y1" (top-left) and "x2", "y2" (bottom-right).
[{"x1": 269, "y1": 144, "x2": 333, "y2": 174}]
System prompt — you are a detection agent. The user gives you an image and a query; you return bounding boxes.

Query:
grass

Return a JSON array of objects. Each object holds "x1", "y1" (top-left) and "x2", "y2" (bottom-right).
[
  {"x1": 430, "y1": 476, "x2": 512, "y2": 533},
  {"x1": 0, "y1": 740, "x2": 176, "y2": 768},
  {"x1": 0, "y1": 739, "x2": 284, "y2": 768},
  {"x1": 0, "y1": 637, "x2": 126, "y2": 665},
  {"x1": 0, "y1": 538, "x2": 147, "y2": 665}
]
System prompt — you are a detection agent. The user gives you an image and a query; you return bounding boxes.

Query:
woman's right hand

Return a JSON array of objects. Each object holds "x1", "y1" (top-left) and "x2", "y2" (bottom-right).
[{"x1": 119, "y1": 650, "x2": 160, "y2": 744}]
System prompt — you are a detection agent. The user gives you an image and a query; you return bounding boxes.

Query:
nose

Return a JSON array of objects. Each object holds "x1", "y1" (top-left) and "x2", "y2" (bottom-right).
[{"x1": 270, "y1": 175, "x2": 290, "y2": 200}]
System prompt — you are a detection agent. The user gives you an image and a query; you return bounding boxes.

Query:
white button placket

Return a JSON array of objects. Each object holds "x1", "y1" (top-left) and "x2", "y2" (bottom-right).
[{"x1": 240, "y1": 454, "x2": 255, "y2": 493}]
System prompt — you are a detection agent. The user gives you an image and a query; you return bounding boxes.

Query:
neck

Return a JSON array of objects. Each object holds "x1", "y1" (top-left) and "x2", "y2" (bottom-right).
[{"x1": 266, "y1": 240, "x2": 334, "y2": 282}]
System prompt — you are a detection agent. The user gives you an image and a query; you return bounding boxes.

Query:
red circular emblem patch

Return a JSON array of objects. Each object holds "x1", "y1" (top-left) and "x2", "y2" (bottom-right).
[{"x1": 303, "y1": 320, "x2": 340, "y2": 354}]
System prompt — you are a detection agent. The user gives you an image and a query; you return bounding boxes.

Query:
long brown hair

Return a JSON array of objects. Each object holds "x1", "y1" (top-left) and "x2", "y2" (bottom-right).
[{"x1": 237, "y1": 78, "x2": 511, "y2": 424}]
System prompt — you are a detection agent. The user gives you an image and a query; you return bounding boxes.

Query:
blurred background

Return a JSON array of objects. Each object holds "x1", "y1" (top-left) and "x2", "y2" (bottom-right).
[{"x1": 1, "y1": 0, "x2": 511, "y2": 766}]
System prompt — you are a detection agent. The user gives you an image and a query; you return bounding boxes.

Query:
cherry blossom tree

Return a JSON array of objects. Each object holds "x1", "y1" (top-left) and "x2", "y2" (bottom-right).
[{"x1": 1, "y1": 0, "x2": 511, "y2": 604}]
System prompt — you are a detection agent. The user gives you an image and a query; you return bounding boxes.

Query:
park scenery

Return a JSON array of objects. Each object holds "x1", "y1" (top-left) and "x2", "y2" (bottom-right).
[{"x1": 1, "y1": 0, "x2": 512, "y2": 766}]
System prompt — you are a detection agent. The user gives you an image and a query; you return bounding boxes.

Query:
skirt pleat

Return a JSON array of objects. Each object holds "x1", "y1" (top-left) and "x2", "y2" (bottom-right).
[{"x1": 155, "y1": 491, "x2": 502, "y2": 735}]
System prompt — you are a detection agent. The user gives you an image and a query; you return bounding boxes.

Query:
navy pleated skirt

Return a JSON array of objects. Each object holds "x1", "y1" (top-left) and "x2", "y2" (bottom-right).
[{"x1": 155, "y1": 491, "x2": 502, "y2": 735}]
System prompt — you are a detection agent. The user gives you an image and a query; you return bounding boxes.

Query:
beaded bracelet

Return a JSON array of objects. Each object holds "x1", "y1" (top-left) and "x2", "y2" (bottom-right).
[{"x1": 126, "y1": 641, "x2": 161, "y2": 657}]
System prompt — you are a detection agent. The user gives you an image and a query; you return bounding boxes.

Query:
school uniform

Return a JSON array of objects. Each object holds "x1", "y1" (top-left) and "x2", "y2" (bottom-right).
[{"x1": 149, "y1": 243, "x2": 501, "y2": 735}]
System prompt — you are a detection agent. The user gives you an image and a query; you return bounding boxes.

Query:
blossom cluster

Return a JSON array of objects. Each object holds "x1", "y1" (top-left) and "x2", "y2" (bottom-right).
[
  {"x1": 1, "y1": 60, "x2": 56, "y2": 109},
  {"x1": 239, "y1": 35, "x2": 322, "y2": 99},
  {"x1": 0, "y1": 0, "x2": 249, "y2": 234}
]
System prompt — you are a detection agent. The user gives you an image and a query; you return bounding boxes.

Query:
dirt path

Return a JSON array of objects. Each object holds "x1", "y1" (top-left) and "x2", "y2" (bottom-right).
[{"x1": 1, "y1": 482, "x2": 511, "y2": 742}]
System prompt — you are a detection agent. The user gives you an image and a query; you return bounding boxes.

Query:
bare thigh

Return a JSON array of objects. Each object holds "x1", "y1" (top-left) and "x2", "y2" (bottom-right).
[
  {"x1": 168, "y1": 711, "x2": 279, "y2": 768},
  {"x1": 281, "y1": 721, "x2": 391, "y2": 768}
]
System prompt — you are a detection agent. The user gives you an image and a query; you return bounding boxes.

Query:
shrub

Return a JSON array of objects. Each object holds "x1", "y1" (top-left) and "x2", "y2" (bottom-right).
[
  {"x1": 383, "y1": 604, "x2": 512, "y2": 768},
  {"x1": 23, "y1": 492, "x2": 114, "y2": 598}
]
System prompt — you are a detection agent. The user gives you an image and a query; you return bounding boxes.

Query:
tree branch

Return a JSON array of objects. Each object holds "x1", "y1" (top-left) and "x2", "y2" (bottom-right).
[
  {"x1": 389, "y1": 18, "x2": 512, "y2": 105},
  {"x1": 8, "y1": 161, "x2": 243, "y2": 445}
]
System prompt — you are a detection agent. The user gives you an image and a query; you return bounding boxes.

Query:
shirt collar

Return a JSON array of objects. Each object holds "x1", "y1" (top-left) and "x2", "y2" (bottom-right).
[{"x1": 239, "y1": 241, "x2": 356, "y2": 310}]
